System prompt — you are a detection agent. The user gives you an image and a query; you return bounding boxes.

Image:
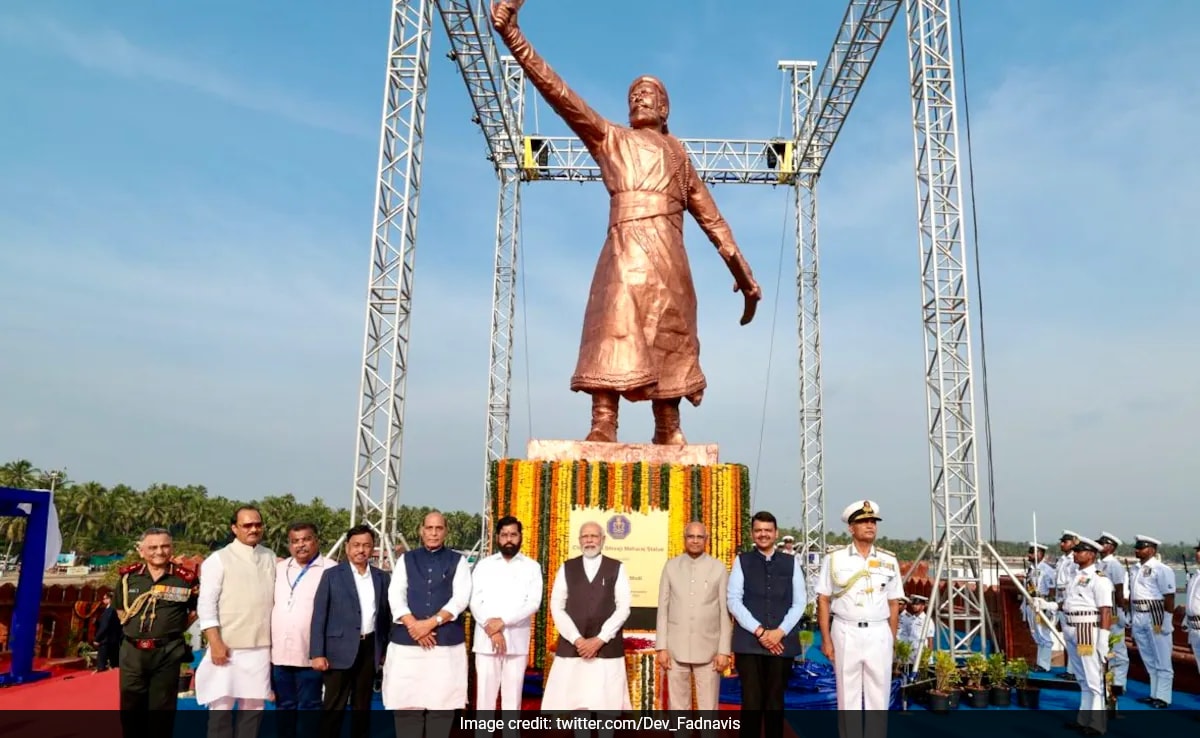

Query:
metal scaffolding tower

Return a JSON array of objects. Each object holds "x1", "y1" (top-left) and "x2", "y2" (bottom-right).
[
  {"x1": 349, "y1": 0, "x2": 988, "y2": 659},
  {"x1": 905, "y1": 0, "x2": 987, "y2": 657},
  {"x1": 788, "y1": 0, "x2": 905, "y2": 597},
  {"x1": 348, "y1": 0, "x2": 434, "y2": 566},
  {"x1": 781, "y1": 60, "x2": 825, "y2": 596}
]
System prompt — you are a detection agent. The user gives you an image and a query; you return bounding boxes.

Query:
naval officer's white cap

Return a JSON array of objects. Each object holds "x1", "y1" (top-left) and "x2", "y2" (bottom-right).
[
  {"x1": 841, "y1": 500, "x2": 882, "y2": 524},
  {"x1": 1097, "y1": 532, "x2": 1122, "y2": 547},
  {"x1": 1134, "y1": 535, "x2": 1161, "y2": 548},
  {"x1": 1072, "y1": 536, "x2": 1102, "y2": 554},
  {"x1": 1028, "y1": 542, "x2": 1048, "y2": 552}
]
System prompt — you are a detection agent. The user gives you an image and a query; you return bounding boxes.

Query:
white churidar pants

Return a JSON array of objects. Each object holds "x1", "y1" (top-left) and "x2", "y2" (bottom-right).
[{"x1": 474, "y1": 653, "x2": 528, "y2": 738}]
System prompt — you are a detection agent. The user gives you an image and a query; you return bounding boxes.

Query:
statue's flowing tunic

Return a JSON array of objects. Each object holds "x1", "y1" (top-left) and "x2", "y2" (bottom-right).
[{"x1": 507, "y1": 36, "x2": 745, "y2": 406}]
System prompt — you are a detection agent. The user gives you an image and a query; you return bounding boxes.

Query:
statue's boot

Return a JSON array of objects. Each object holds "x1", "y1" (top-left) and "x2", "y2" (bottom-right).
[
  {"x1": 585, "y1": 391, "x2": 619, "y2": 442},
  {"x1": 652, "y1": 398, "x2": 687, "y2": 445}
]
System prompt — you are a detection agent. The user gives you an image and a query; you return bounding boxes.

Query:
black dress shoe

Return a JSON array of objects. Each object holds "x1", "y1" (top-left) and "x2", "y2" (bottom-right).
[
  {"x1": 1136, "y1": 697, "x2": 1154, "y2": 704},
  {"x1": 1149, "y1": 699, "x2": 1169, "y2": 709},
  {"x1": 1060, "y1": 673, "x2": 1077, "y2": 681}
]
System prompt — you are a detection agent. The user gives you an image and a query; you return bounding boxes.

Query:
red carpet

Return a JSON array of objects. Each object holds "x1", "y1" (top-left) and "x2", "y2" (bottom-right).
[{"x1": 0, "y1": 666, "x2": 117, "y2": 709}]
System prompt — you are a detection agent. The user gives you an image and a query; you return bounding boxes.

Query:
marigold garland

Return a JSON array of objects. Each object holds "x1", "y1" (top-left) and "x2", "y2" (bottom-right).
[{"x1": 487, "y1": 459, "x2": 751, "y2": 673}]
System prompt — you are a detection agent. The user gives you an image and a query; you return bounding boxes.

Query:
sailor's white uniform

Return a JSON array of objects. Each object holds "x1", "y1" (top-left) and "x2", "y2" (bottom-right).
[{"x1": 1129, "y1": 536, "x2": 1175, "y2": 706}]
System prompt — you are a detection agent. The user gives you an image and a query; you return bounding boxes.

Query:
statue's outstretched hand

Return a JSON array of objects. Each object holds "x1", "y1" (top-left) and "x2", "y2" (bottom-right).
[
  {"x1": 491, "y1": 0, "x2": 522, "y2": 34},
  {"x1": 735, "y1": 277, "x2": 762, "y2": 326}
]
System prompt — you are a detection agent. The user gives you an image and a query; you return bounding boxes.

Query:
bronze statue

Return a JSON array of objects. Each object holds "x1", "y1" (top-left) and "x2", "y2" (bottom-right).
[{"x1": 492, "y1": 0, "x2": 762, "y2": 446}]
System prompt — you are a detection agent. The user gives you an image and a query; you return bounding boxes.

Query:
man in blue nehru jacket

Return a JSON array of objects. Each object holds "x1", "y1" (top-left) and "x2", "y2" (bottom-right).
[
  {"x1": 728, "y1": 511, "x2": 807, "y2": 738},
  {"x1": 380, "y1": 511, "x2": 473, "y2": 738}
]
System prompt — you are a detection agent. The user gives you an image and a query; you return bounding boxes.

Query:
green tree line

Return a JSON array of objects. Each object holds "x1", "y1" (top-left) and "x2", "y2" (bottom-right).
[
  {"x1": 0, "y1": 459, "x2": 482, "y2": 557},
  {"x1": 4, "y1": 458, "x2": 1196, "y2": 564}
]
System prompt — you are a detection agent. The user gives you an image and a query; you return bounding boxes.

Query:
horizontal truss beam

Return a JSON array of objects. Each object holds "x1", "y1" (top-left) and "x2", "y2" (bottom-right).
[{"x1": 518, "y1": 136, "x2": 813, "y2": 185}]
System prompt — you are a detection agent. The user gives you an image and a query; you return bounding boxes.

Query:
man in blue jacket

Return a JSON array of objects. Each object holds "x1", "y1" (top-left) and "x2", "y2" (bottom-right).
[
  {"x1": 728, "y1": 511, "x2": 807, "y2": 738},
  {"x1": 310, "y1": 524, "x2": 391, "y2": 738}
]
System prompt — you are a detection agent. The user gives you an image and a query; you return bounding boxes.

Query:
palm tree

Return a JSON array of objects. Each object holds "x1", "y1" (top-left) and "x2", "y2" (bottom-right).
[
  {"x1": 1, "y1": 459, "x2": 42, "y2": 488},
  {"x1": 70, "y1": 481, "x2": 109, "y2": 549}
]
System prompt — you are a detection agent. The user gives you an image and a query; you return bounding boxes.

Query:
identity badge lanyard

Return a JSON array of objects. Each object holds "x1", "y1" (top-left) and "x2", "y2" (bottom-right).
[{"x1": 288, "y1": 560, "x2": 316, "y2": 609}]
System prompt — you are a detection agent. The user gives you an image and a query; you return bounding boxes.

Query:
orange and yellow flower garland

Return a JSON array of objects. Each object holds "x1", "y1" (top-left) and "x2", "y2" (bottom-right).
[{"x1": 488, "y1": 459, "x2": 751, "y2": 672}]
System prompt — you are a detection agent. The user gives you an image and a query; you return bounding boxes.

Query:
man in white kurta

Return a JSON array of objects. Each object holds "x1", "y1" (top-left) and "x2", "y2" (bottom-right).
[
  {"x1": 469, "y1": 515, "x2": 543, "y2": 724},
  {"x1": 541, "y1": 521, "x2": 632, "y2": 714},
  {"x1": 382, "y1": 511, "x2": 472, "y2": 738},
  {"x1": 195, "y1": 506, "x2": 276, "y2": 738}
]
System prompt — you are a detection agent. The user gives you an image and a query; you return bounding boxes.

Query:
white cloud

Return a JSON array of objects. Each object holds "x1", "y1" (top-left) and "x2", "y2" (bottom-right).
[{"x1": 0, "y1": 15, "x2": 371, "y2": 138}]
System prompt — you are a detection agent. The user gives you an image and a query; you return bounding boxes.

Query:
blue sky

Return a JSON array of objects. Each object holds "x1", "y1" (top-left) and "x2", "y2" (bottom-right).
[{"x1": 2, "y1": 1, "x2": 1197, "y2": 545}]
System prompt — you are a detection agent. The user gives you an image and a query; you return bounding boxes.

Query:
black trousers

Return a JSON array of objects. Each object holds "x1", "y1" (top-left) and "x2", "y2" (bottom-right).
[
  {"x1": 119, "y1": 639, "x2": 184, "y2": 738},
  {"x1": 97, "y1": 639, "x2": 121, "y2": 670},
  {"x1": 735, "y1": 652, "x2": 792, "y2": 738},
  {"x1": 320, "y1": 635, "x2": 377, "y2": 738}
]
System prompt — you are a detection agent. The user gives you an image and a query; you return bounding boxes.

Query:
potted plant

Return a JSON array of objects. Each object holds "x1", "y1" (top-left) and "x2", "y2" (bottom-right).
[
  {"x1": 893, "y1": 640, "x2": 913, "y2": 677},
  {"x1": 961, "y1": 653, "x2": 989, "y2": 708},
  {"x1": 797, "y1": 629, "x2": 815, "y2": 663},
  {"x1": 928, "y1": 650, "x2": 961, "y2": 713},
  {"x1": 986, "y1": 652, "x2": 1011, "y2": 706},
  {"x1": 1008, "y1": 657, "x2": 1040, "y2": 709}
]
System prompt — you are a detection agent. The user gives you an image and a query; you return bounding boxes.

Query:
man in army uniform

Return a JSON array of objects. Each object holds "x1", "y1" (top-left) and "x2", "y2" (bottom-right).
[{"x1": 117, "y1": 527, "x2": 199, "y2": 737}]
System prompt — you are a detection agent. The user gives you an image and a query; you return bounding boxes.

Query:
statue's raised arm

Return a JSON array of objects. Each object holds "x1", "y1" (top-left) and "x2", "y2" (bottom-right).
[{"x1": 491, "y1": 0, "x2": 609, "y2": 151}]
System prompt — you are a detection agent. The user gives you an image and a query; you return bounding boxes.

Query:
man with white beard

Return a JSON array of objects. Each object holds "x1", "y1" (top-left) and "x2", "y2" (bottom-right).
[{"x1": 541, "y1": 520, "x2": 632, "y2": 724}]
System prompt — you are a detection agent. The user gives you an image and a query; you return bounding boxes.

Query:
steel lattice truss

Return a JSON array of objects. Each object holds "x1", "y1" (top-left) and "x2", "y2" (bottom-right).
[
  {"x1": 905, "y1": 0, "x2": 986, "y2": 659},
  {"x1": 350, "y1": 1, "x2": 988, "y2": 661},
  {"x1": 347, "y1": 0, "x2": 434, "y2": 566},
  {"x1": 477, "y1": 57, "x2": 525, "y2": 555},
  {"x1": 799, "y1": 0, "x2": 903, "y2": 174},
  {"x1": 519, "y1": 137, "x2": 807, "y2": 185},
  {"x1": 782, "y1": 61, "x2": 827, "y2": 598}
]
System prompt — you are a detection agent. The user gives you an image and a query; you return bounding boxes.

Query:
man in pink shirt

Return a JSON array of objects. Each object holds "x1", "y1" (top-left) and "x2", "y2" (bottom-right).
[{"x1": 270, "y1": 522, "x2": 329, "y2": 738}]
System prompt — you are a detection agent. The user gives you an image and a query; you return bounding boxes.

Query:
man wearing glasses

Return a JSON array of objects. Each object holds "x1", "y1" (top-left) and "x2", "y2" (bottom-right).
[
  {"x1": 655, "y1": 521, "x2": 732, "y2": 711},
  {"x1": 195, "y1": 505, "x2": 277, "y2": 738}
]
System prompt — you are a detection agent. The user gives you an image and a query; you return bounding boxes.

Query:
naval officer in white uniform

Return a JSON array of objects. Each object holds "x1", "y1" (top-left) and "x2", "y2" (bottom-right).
[
  {"x1": 1050, "y1": 530, "x2": 1080, "y2": 679},
  {"x1": 1033, "y1": 536, "x2": 1113, "y2": 736},
  {"x1": 816, "y1": 500, "x2": 903, "y2": 738},
  {"x1": 1185, "y1": 541, "x2": 1200, "y2": 676},
  {"x1": 1095, "y1": 532, "x2": 1129, "y2": 696},
  {"x1": 1128, "y1": 534, "x2": 1175, "y2": 708}
]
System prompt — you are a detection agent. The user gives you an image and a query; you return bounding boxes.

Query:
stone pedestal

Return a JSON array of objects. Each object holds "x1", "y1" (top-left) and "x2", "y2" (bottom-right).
[{"x1": 526, "y1": 439, "x2": 719, "y2": 465}]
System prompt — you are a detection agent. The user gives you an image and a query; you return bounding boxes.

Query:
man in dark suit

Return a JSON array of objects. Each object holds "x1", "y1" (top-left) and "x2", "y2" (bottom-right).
[
  {"x1": 310, "y1": 524, "x2": 391, "y2": 738},
  {"x1": 93, "y1": 592, "x2": 122, "y2": 671}
]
